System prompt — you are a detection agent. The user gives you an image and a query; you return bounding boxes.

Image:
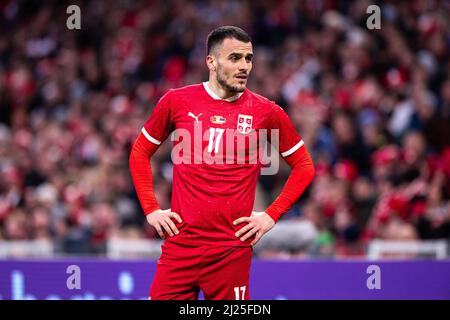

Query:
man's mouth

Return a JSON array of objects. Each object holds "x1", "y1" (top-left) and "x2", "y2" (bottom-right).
[{"x1": 236, "y1": 74, "x2": 247, "y2": 80}]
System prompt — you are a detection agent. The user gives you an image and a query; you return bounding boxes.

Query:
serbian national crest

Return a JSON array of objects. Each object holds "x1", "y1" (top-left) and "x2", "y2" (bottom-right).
[{"x1": 237, "y1": 114, "x2": 253, "y2": 134}]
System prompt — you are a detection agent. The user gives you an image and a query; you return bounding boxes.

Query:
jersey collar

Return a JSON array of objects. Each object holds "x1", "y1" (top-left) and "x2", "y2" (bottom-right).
[{"x1": 202, "y1": 82, "x2": 244, "y2": 102}]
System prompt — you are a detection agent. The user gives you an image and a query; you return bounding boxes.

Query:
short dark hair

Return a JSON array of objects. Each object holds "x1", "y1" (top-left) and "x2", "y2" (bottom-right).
[{"x1": 206, "y1": 26, "x2": 251, "y2": 55}]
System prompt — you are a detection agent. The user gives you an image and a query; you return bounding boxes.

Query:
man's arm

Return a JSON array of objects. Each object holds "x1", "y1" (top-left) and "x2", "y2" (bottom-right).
[
  {"x1": 129, "y1": 133, "x2": 182, "y2": 239},
  {"x1": 234, "y1": 145, "x2": 315, "y2": 245},
  {"x1": 265, "y1": 145, "x2": 315, "y2": 222}
]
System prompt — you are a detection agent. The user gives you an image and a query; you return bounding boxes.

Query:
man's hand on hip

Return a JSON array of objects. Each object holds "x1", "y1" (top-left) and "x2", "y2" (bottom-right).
[
  {"x1": 233, "y1": 211, "x2": 275, "y2": 246},
  {"x1": 146, "y1": 209, "x2": 182, "y2": 239}
]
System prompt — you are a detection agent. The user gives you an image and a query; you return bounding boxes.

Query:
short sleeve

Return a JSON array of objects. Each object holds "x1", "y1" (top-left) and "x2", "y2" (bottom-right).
[
  {"x1": 141, "y1": 91, "x2": 174, "y2": 145},
  {"x1": 269, "y1": 104, "x2": 304, "y2": 157}
]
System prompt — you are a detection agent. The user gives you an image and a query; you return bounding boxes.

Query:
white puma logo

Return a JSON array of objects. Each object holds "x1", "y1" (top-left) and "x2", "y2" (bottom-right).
[{"x1": 188, "y1": 112, "x2": 202, "y2": 123}]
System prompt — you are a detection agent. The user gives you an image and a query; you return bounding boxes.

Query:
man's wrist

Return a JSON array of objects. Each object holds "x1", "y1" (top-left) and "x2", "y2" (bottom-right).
[
  {"x1": 265, "y1": 207, "x2": 281, "y2": 223},
  {"x1": 145, "y1": 207, "x2": 161, "y2": 216}
]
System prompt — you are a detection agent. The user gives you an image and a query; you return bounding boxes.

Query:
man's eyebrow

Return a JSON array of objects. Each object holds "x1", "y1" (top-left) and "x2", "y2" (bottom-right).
[{"x1": 228, "y1": 52, "x2": 254, "y2": 58}]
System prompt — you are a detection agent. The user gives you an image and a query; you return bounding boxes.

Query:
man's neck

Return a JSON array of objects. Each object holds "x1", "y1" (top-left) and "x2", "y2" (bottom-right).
[{"x1": 206, "y1": 79, "x2": 240, "y2": 100}]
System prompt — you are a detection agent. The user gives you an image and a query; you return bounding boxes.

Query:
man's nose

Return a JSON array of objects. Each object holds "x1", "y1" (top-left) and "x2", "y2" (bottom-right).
[{"x1": 238, "y1": 59, "x2": 249, "y2": 71}]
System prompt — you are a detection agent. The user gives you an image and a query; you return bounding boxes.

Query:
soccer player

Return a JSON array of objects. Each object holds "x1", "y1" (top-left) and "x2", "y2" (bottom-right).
[{"x1": 129, "y1": 26, "x2": 315, "y2": 300}]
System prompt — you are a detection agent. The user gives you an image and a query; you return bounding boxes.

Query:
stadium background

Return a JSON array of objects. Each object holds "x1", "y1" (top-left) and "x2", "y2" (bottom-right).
[{"x1": 0, "y1": 0, "x2": 449, "y2": 299}]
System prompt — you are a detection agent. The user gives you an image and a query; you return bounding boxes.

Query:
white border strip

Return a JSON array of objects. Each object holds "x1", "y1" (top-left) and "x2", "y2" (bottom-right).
[
  {"x1": 141, "y1": 128, "x2": 161, "y2": 145},
  {"x1": 281, "y1": 140, "x2": 304, "y2": 157}
]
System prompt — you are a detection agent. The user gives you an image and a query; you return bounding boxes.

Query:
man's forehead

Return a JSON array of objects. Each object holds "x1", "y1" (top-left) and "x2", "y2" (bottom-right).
[{"x1": 219, "y1": 38, "x2": 253, "y2": 55}]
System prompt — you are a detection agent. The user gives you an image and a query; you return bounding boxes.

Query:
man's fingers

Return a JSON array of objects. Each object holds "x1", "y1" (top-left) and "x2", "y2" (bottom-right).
[
  {"x1": 169, "y1": 212, "x2": 183, "y2": 224},
  {"x1": 235, "y1": 223, "x2": 254, "y2": 238},
  {"x1": 154, "y1": 224, "x2": 165, "y2": 239},
  {"x1": 233, "y1": 217, "x2": 251, "y2": 225},
  {"x1": 160, "y1": 220, "x2": 174, "y2": 237},
  {"x1": 165, "y1": 217, "x2": 179, "y2": 235},
  {"x1": 251, "y1": 231, "x2": 263, "y2": 246},
  {"x1": 240, "y1": 227, "x2": 258, "y2": 242}
]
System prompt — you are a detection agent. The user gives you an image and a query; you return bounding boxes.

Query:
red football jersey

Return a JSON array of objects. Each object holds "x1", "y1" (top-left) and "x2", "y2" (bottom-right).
[{"x1": 142, "y1": 82, "x2": 303, "y2": 246}]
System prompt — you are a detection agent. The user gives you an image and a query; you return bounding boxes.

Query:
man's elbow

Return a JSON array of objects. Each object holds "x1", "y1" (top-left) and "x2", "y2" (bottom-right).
[
  {"x1": 129, "y1": 144, "x2": 137, "y2": 168},
  {"x1": 304, "y1": 149, "x2": 315, "y2": 185},
  {"x1": 308, "y1": 164, "x2": 316, "y2": 184},
  {"x1": 128, "y1": 153, "x2": 134, "y2": 170},
  {"x1": 129, "y1": 142, "x2": 146, "y2": 172}
]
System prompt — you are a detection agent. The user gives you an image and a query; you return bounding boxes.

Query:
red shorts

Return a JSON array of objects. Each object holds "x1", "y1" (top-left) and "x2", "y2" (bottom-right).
[{"x1": 150, "y1": 241, "x2": 252, "y2": 300}]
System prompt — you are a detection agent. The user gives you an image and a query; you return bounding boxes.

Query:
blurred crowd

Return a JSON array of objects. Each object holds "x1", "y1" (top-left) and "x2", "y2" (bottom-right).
[{"x1": 0, "y1": 0, "x2": 449, "y2": 257}]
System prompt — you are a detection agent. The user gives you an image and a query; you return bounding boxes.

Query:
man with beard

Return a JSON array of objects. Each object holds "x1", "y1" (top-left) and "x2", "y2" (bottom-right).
[{"x1": 129, "y1": 26, "x2": 315, "y2": 300}]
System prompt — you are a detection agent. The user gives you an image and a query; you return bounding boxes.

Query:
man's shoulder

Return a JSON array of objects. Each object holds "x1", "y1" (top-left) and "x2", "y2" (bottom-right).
[
  {"x1": 245, "y1": 89, "x2": 277, "y2": 108},
  {"x1": 164, "y1": 83, "x2": 203, "y2": 99}
]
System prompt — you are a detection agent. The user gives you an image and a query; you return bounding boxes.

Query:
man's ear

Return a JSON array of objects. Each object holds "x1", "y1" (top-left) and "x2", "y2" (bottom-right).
[{"x1": 206, "y1": 55, "x2": 216, "y2": 72}]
